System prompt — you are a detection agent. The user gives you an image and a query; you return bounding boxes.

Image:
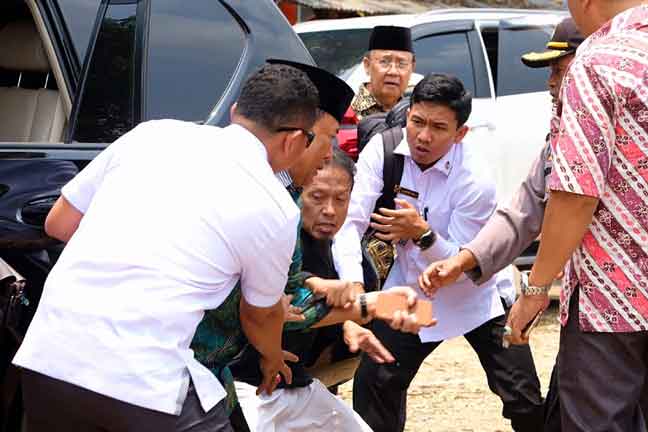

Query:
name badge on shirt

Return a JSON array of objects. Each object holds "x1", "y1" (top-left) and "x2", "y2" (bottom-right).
[{"x1": 394, "y1": 185, "x2": 419, "y2": 199}]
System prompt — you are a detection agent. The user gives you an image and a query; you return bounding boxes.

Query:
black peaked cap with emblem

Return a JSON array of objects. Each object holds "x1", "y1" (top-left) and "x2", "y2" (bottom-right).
[
  {"x1": 368, "y1": 25, "x2": 413, "y2": 53},
  {"x1": 267, "y1": 59, "x2": 354, "y2": 124},
  {"x1": 521, "y1": 18, "x2": 584, "y2": 68}
]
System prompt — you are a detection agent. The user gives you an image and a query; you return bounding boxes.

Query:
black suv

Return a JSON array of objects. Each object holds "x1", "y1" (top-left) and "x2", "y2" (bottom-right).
[{"x1": 0, "y1": 0, "x2": 313, "y2": 429}]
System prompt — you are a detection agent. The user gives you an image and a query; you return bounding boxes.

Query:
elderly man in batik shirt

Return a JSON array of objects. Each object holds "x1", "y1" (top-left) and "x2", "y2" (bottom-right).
[{"x1": 350, "y1": 25, "x2": 415, "y2": 121}]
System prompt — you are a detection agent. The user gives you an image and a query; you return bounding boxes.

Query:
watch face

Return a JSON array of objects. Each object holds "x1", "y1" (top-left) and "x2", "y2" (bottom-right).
[{"x1": 418, "y1": 231, "x2": 436, "y2": 249}]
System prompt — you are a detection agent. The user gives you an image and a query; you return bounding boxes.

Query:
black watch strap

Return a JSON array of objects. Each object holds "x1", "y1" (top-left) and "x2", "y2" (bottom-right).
[{"x1": 360, "y1": 294, "x2": 368, "y2": 319}]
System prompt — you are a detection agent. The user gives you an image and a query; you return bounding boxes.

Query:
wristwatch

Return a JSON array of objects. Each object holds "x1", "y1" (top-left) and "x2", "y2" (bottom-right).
[
  {"x1": 359, "y1": 294, "x2": 368, "y2": 319},
  {"x1": 413, "y1": 230, "x2": 436, "y2": 251},
  {"x1": 519, "y1": 271, "x2": 551, "y2": 296}
]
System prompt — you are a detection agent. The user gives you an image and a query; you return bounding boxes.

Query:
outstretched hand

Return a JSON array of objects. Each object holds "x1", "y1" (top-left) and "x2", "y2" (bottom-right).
[
  {"x1": 306, "y1": 277, "x2": 363, "y2": 309},
  {"x1": 418, "y1": 257, "x2": 463, "y2": 297},
  {"x1": 343, "y1": 321, "x2": 395, "y2": 364}
]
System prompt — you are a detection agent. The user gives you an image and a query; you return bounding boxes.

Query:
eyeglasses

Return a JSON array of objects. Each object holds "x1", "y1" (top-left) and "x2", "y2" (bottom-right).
[
  {"x1": 276, "y1": 127, "x2": 316, "y2": 148},
  {"x1": 373, "y1": 57, "x2": 412, "y2": 71}
]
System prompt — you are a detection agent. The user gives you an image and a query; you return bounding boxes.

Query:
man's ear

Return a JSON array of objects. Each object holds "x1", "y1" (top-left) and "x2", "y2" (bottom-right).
[
  {"x1": 362, "y1": 55, "x2": 371, "y2": 76},
  {"x1": 229, "y1": 102, "x2": 237, "y2": 121},
  {"x1": 455, "y1": 124, "x2": 469, "y2": 143},
  {"x1": 280, "y1": 130, "x2": 302, "y2": 160}
]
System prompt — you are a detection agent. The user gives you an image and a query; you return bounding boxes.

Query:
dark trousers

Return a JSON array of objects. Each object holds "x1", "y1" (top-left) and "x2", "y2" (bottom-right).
[
  {"x1": 544, "y1": 361, "x2": 648, "y2": 432},
  {"x1": 556, "y1": 289, "x2": 648, "y2": 432},
  {"x1": 22, "y1": 369, "x2": 233, "y2": 432},
  {"x1": 353, "y1": 302, "x2": 544, "y2": 432},
  {"x1": 543, "y1": 359, "x2": 562, "y2": 431}
]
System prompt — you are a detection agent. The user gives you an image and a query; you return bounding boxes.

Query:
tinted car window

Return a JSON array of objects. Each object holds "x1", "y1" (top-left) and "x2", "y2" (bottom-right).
[
  {"x1": 72, "y1": 3, "x2": 136, "y2": 143},
  {"x1": 412, "y1": 32, "x2": 476, "y2": 96},
  {"x1": 57, "y1": 0, "x2": 102, "y2": 63},
  {"x1": 146, "y1": 0, "x2": 245, "y2": 122},
  {"x1": 497, "y1": 26, "x2": 554, "y2": 96},
  {"x1": 299, "y1": 29, "x2": 371, "y2": 79}
]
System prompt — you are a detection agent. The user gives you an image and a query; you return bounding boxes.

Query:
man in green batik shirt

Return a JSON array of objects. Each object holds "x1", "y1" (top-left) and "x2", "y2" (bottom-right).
[{"x1": 190, "y1": 61, "x2": 428, "y2": 432}]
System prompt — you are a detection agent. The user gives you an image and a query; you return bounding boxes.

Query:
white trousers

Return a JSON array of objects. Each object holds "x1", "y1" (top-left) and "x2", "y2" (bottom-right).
[{"x1": 235, "y1": 379, "x2": 373, "y2": 432}]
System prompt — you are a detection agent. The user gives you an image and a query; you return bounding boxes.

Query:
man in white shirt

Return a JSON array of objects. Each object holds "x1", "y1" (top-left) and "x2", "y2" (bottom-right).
[
  {"x1": 13, "y1": 63, "x2": 319, "y2": 432},
  {"x1": 332, "y1": 73, "x2": 543, "y2": 432}
]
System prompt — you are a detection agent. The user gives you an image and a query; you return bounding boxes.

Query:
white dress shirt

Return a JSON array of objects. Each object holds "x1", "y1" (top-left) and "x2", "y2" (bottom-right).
[
  {"x1": 13, "y1": 120, "x2": 299, "y2": 415},
  {"x1": 332, "y1": 129, "x2": 504, "y2": 342}
]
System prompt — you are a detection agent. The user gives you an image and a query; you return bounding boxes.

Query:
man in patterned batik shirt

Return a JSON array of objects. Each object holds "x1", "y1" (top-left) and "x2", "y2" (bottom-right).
[{"x1": 506, "y1": 3, "x2": 648, "y2": 431}]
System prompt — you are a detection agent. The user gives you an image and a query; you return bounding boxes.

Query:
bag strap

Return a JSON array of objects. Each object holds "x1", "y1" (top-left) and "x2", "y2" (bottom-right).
[{"x1": 375, "y1": 126, "x2": 404, "y2": 212}]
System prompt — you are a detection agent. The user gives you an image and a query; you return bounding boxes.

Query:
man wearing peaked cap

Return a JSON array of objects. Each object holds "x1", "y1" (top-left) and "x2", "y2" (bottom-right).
[
  {"x1": 521, "y1": 18, "x2": 584, "y2": 70},
  {"x1": 351, "y1": 25, "x2": 415, "y2": 121},
  {"x1": 419, "y1": 17, "x2": 584, "y2": 432}
]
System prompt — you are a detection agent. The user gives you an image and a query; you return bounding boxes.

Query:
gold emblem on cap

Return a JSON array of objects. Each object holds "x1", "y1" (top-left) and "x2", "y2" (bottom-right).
[
  {"x1": 546, "y1": 41, "x2": 569, "y2": 49},
  {"x1": 521, "y1": 50, "x2": 563, "y2": 62}
]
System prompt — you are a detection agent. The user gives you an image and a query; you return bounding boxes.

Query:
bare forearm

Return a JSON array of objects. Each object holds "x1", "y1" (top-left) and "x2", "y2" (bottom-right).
[
  {"x1": 528, "y1": 190, "x2": 598, "y2": 286},
  {"x1": 311, "y1": 295, "x2": 373, "y2": 328},
  {"x1": 45, "y1": 196, "x2": 83, "y2": 242},
  {"x1": 455, "y1": 248, "x2": 479, "y2": 272},
  {"x1": 240, "y1": 298, "x2": 284, "y2": 358}
]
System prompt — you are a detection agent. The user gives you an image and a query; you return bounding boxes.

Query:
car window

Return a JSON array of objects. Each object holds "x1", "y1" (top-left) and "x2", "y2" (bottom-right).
[
  {"x1": 72, "y1": 2, "x2": 136, "y2": 143},
  {"x1": 299, "y1": 29, "x2": 371, "y2": 79},
  {"x1": 57, "y1": 0, "x2": 102, "y2": 64},
  {"x1": 497, "y1": 26, "x2": 554, "y2": 96},
  {"x1": 412, "y1": 32, "x2": 476, "y2": 96},
  {"x1": 146, "y1": 0, "x2": 245, "y2": 122}
]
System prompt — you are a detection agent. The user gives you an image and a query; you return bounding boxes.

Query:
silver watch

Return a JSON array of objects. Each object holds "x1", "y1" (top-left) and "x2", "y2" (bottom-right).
[{"x1": 519, "y1": 271, "x2": 551, "y2": 296}]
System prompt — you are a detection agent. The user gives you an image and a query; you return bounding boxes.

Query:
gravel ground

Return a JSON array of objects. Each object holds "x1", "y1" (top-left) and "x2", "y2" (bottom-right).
[{"x1": 339, "y1": 302, "x2": 561, "y2": 431}]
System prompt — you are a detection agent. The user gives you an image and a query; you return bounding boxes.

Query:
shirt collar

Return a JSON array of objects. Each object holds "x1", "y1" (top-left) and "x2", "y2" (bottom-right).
[
  {"x1": 392, "y1": 129, "x2": 456, "y2": 177},
  {"x1": 578, "y1": 4, "x2": 648, "y2": 54},
  {"x1": 351, "y1": 83, "x2": 382, "y2": 113},
  {"x1": 226, "y1": 123, "x2": 268, "y2": 162},
  {"x1": 276, "y1": 170, "x2": 302, "y2": 199},
  {"x1": 276, "y1": 170, "x2": 293, "y2": 188}
]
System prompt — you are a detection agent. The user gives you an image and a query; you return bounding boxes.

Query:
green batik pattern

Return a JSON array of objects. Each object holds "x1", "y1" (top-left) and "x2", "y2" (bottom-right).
[
  {"x1": 191, "y1": 284, "x2": 245, "y2": 415},
  {"x1": 283, "y1": 194, "x2": 331, "y2": 331}
]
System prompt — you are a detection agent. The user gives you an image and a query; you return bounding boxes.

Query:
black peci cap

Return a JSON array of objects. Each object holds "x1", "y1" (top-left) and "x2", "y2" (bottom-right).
[
  {"x1": 521, "y1": 18, "x2": 584, "y2": 68},
  {"x1": 368, "y1": 25, "x2": 413, "y2": 53},
  {"x1": 267, "y1": 59, "x2": 354, "y2": 124}
]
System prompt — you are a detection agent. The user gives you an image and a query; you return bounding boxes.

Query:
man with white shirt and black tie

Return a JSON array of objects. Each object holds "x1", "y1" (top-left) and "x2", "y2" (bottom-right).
[{"x1": 332, "y1": 73, "x2": 543, "y2": 432}]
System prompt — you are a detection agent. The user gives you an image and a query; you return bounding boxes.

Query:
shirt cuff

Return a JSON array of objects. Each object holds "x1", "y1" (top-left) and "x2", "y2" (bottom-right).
[
  {"x1": 241, "y1": 286, "x2": 284, "y2": 309},
  {"x1": 548, "y1": 160, "x2": 600, "y2": 198},
  {"x1": 336, "y1": 261, "x2": 365, "y2": 285},
  {"x1": 61, "y1": 182, "x2": 88, "y2": 214},
  {"x1": 462, "y1": 242, "x2": 494, "y2": 286},
  {"x1": 419, "y1": 231, "x2": 459, "y2": 264}
]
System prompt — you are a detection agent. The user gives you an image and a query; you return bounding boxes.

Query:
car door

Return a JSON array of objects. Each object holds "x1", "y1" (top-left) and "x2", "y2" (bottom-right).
[
  {"x1": 493, "y1": 15, "x2": 564, "y2": 203},
  {"x1": 0, "y1": 0, "x2": 120, "y2": 322},
  {"x1": 0, "y1": 0, "x2": 313, "y2": 327}
]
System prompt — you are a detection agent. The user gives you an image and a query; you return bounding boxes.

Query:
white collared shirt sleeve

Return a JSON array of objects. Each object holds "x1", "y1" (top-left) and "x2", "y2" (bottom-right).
[
  {"x1": 332, "y1": 135, "x2": 384, "y2": 284},
  {"x1": 228, "y1": 199, "x2": 299, "y2": 308},
  {"x1": 61, "y1": 123, "x2": 141, "y2": 213},
  {"x1": 62, "y1": 144, "x2": 119, "y2": 214},
  {"x1": 413, "y1": 176, "x2": 496, "y2": 273}
]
